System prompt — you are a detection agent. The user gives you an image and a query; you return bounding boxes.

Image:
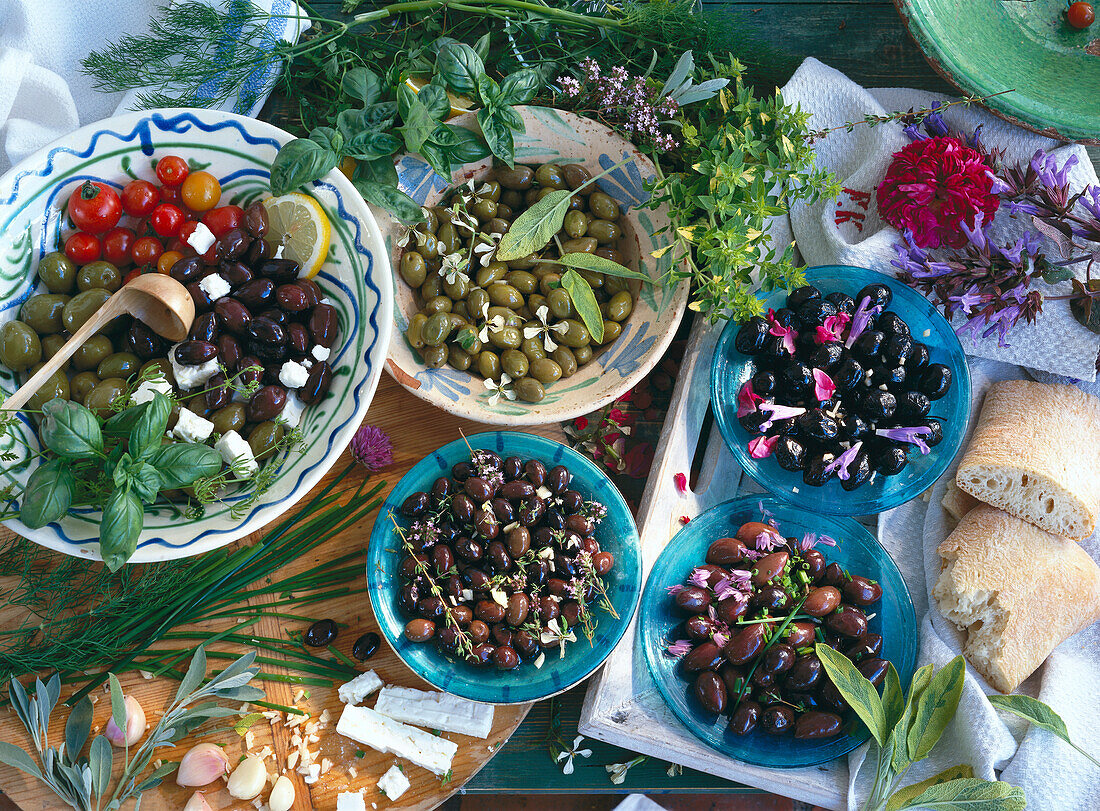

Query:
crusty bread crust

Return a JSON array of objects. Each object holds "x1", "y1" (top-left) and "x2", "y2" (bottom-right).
[
  {"x1": 933, "y1": 505, "x2": 1100, "y2": 693},
  {"x1": 942, "y1": 479, "x2": 981, "y2": 524},
  {"x1": 955, "y1": 381, "x2": 1100, "y2": 540}
]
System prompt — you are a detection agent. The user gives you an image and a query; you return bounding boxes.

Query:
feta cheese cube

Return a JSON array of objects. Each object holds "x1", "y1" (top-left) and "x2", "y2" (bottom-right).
[
  {"x1": 279, "y1": 360, "x2": 310, "y2": 390},
  {"x1": 338, "y1": 669, "x2": 383, "y2": 705},
  {"x1": 172, "y1": 408, "x2": 214, "y2": 443},
  {"x1": 376, "y1": 765, "x2": 410, "y2": 801},
  {"x1": 131, "y1": 376, "x2": 173, "y2": 406},
  {"x1": 198, "y1": 273, "x2": 231, "y2": 301},
  {"x1": 373, "y1": 686, "x2": 495, "y2": 739},
  {"x1": 273, "y1": 393, "x2": 306, "y2": 429},
  {"x1": 311, "y1": 345, "x2": 331, "y2": 362},
  {"x1": 186, "y1": 222, "x2": 217, "y2": 254},
  {"x1": 169, "y1": 343, "x2": 220, "y2": 390},
  {"x1": 215, "y1": 430, "x2": 258, "y2": 479},
  {"x1": 336, "y1": 705, "x2": 457, "y2": 776},
  {"x1": 336, "y1": 793, "x2": 367, "y2": 811}
]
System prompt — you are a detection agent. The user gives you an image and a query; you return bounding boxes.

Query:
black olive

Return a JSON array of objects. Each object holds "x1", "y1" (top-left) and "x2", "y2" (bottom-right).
[
  {"x1": 917, "y1": 417, "x2": 944, "y2": 447},
  {"x1": 734, "y1": 317, "x2": 770, "y2": 355},
  {"x1": 825, "y1": 291, "x2": 855, "y2": 315},
  {"x1": 837, "y1": 412, "x2": 871, "y2": 441},
  {"x1": 739, "y1": 411, "x2": 770, "y2": 433},
  {"x1": 352, "y1": 632, "x2": 381, "y2": 661},
  {"x1": 775, "y1": 436, "x2": 807, "y2": 471},
  {"x1": 780, "y1": 361, "x2": 814, "y2": 396},
  {"x1": 808, "y1": 341, "x2": 844, "y2": 371},
  {"x1": 797, "y1": 298, "x2": 838, "y2": 327},
  {"x1": 803, "y1": 454, "x2": 835, "y2": 486},
  {"x1": 860, "y1": 389, "x2": 897, "y2": 421},
  {"x1": 757, "y1": 335, "x2": 788, "y2": 367},
  {"x1": 786, "y1": 285, "x2": 821, "y2": 311},
  {"x1": 873, "y1": 364, "x2": 907, "y2": 389},
  {"x1": 833, "y1": 357, "x2": 865, "y2": 391},
  {"x1": 897, "y1": 390, "x2": 931, "y2": 420},
  {"x1": 751, "y1": 369, "x2": 778, "y2": 396},
  {"x1": 856, "y1": 282, "x2": 892, "y2": 309},
  {"x1": 841, "y1": 450, "x2": 873, "y2": 491},
  {"x1": 772, "y1": 308, "x2": 798, "y2": 329},
  {"x1": 851, "y1": 330, "x2": 885, "y2": 362},
  {"x1": 770, "y1": 417, "x2": 800, "y2": 436},
  {"x1": 874, "y1": 441, "x2": 908, "y2": 475},
  {"x1": 797, "y1": 408, "x2": 839, "y2": 442},
  {"x1": 305, "y1": 619, "x2": 338, "y2": 647},
  {"x1": 877, "y1": 311, "x2": 910, "y2": 337},
  {"x1": 906, "y1": 342, "x2": 930, "y2": 374},
  {"x1": 921, "y1": 364, "x2": 953, "y2": 399},
  {"x1": 884, "y1": 334, "x2": 914, "y2": 366}
]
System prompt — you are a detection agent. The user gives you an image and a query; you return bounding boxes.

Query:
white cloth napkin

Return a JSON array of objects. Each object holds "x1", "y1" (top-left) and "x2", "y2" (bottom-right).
[
  {"x1": 778, "y1": 58, "x2": 1100, "y2": 382},
  {"x1": 0, "y1": 0, "x2": 308, "y2": 175},
  {"x1": 848, "y1": 358, "x2": 1100, "y2": 809}
]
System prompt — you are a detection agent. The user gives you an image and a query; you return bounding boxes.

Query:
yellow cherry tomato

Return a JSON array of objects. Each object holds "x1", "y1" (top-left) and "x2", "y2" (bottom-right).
[{"x1": 180, "y1": 171, "x2": 221, "y2": 212}]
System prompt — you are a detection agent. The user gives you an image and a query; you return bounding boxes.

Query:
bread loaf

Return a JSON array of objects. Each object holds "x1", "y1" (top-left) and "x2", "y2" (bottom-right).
[
  {"x1": 955, "y1": 380, "x2": 1100, "y2": 540},
  {"x1": 933, "y1": 505, "x2": 1100, "y2": 693},
  {"x1": 942, "y1": 479, "x2": 981, "y2": 525}
]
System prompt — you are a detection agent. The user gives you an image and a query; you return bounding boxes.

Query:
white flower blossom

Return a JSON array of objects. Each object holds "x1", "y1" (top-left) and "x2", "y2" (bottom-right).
[
  {"x1": 478, "y1": 314, "x2": 506, "y2": 344},
  {"x1": 473, "y1": 232, "x2": 502, "y2": 266},
  {"x1": 439, "y1": 251, "x2": 467, "y2": 285},
  {"x1": 483, "y1": 373, "x2": 516, "y2": 406},
  {"x1": 554, "y1": 736, "x2": 592, "y2": 775},
  {"x1": 523, "y1": 305, "x2": 569, "y2": 352},
  {"x1": 540, "y1": 616, "x2": 577, "y2": 658},
  {"x1": 448, "y1": 202, "x2": 479, "y2": 234},
  {"x1": 605, "y1": 756, "x2": 646, "y2": 785}
]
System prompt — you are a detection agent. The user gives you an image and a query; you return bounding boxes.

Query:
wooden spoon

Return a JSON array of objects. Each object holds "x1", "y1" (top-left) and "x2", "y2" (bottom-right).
[{"x1": 4, "y1": 274, "x2": 195, "y2": 411}]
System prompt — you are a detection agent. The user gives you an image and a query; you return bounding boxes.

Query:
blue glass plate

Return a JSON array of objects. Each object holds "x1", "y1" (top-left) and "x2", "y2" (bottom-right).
[
  {"x1": 640, "y1": 496, "x2": 918, "y2": 767},
  {"x1": 367, "y1": 432, "x2": 641, "y2": 704},
  {"x1": 712, "y1": 265, "x2": 972, "y2": 516}
]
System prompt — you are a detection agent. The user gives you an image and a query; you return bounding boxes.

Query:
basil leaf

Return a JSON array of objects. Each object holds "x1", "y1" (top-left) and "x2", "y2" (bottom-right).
[
  {"x1": 354, "y1": 156, "x2": 400, "y2": 188},
  {"x1": 556, "y1": 252, "x2": 653, "y2": 282},
  {"x1": 149, "y1": 443, "x2": 222, "y2": 489},
  {"x1": 561, "y1": 269, "x2": 605, "y2": 343},
  {"x1": 339, "y1": 114, "x2": 402, "y2": 161},
  {"x1": 342, "y1": 66, "x2": 383, "y2": 106},
  {"x1": 40, "y1": 399, "x2": 103, "y2": 459},
  {"x1": 417, "y1": 140, "x2": 454, "y2": 179},
  {"x1": 353, "y1": 179, "x2": 424, "y2": 225},
  {"x1": 494, "y1": 103, "x2": 526, "y2": 133},
  {"x1": 103, "y1": 403, "x2": 147, "y2": 436},
  {"x1": 476, "y1": 74, "x2": 500, "y2": 106},
  {"x1": 444, "y1": 125, "x2": 492, "y2": 164},
  {"x1": 20, "y1": 459, "x2": 75, "y2": 529},
  {"x1": 308, "y1": 126, "x2": 344, "y2": 155},
  {"x1": 270, "y1": 138, "x2": 340, "y2": 196},
  {"x1": 987, "y1": 693, "x2": 1099, "y2": 768},
  {"x1": 885, "y1": 764, "x2": 975, "y2": 811},
  {"x1": 436, "y1": 40, "x2": 484, "y2": 95},
  {"x1": 398, "y1": 85, "x2": 435, "y2": 153},
  {"x1": 495, "y1": 189, "x2": 571, "y2": 260},
  {"x1": 128, "y1": 461, "x2": 163, "y2": 504},
  {"x1": 815, "y1": 643, "x2": 888, "y2": 746},
  {"x1": 891, "y1": 663, "x2": 935, "y2": 773},
  {"x1": 100, "y1": 487, "x2": 144, "y2": 572},
  {"x1": 427, "y1": 124, "x2": 460, "y2": 148},
  {"x1": 418, "y1": 83, "x2": 452, "y2": 122},
  {"x1": 907, "y1": 655, "x2": 965, "y2": 762},
  {"x1": 112, "y1": 452, "x2": 135, "y2": 490},
  {"x1": 498, "y1": 68, "x2": 540, "y2": 106},
  {"x1": 64, "y1": 697, "x2": 93, "y2": 764},
  {"x1": 477, "y1": 108, "x2": 515, "y2": 167},
  {"x1": 364, "y1": 101, "x2": 398, "y2": 129},
  {"x1": 129, "y1": 391, "x2": 171, "y2": 459},
  {"x1": 896, "y1": 778, "x2": 1025, "y2": 811},
  {"x1": 473, "y1": 32, "x2": 490, "y2": 62}
]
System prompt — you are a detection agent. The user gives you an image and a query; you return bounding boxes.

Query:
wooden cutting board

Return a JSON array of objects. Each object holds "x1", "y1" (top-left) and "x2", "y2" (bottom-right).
[{"x1": 0, "y1": 374, "x2": 564, "y2": 810}]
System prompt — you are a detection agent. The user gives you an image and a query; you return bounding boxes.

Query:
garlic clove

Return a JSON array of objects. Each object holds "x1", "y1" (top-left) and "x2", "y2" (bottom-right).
[
  {"x1": 182, "y1": 791, "x2": 214, "y2": 811},
  {"x1": 176, "y1": 743, "x2": 231, "y2": 787},
  {"x1": 105, "y1": 694, "x2": 147, "y2": 748},
  {"x1": 227, "y1": 754, "x2": 268, "y2": 800},
  {"x1": 268, "y1": 774, "x2": 296, "y2": 811}
]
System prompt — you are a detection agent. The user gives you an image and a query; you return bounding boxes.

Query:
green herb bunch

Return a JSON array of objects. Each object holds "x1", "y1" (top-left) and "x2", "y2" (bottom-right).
[{"x1": 0, "y1": 647, "x2": 263, "y2": 811}]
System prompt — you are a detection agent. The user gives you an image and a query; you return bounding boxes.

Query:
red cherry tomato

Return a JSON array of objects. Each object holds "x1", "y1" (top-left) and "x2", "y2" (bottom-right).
[
  {"x1": 156, "y1": 155, "x2": 190, "y2": 187},
  {"x1": 150, "y1": 203, "x2": 185, "y2": 238},
  {"x1": 201, "y1": 205, "x2": 244, "y2": 237},
  {"x1": 67, "y1": 180, "x2": 122, "y2": 234},
  {"x1": 178, "y1": 221, "x2": 200, "y2": 244},
  {"x1": 161, "y1": 186, "x2": 184, "y2": 207},
  {"x1": 103, "y1": 227, "x2": 136, "y2": 266},
  {"x1": 120, "y1": 180, "x2": 161, "y2": 218},
  {"x1": 1068, "y1": 1, "x2": 1095, "y2": 27},
  {"x1": 131, "y1": 236, "x2": 165, "y2": 267},
  {"x1": 64, "y1": 232, "x2": 102, "y2": 264},
  {"x1": 123, "y1": 267, "x2": 143, "y2": 285}
]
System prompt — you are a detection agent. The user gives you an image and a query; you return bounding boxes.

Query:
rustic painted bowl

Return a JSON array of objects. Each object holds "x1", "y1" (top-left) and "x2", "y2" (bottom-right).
[
  {"x1": 380, "y1": 106, "x2": 689, "y2": 425},
  {"x1": 0, "y1": 109, "x2": 392, "y2": 563}
]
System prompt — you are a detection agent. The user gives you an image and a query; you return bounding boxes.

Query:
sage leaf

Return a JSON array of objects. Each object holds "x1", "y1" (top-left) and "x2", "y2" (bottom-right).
[
  {"x1": 896, "y1": 778, "x2": 1025, "y2": 811},
  {"x1": 495, "y1": 189, "x2": 572, "y2": 260},
  {"x1": 988, "y1": 694, "x2": 1100, "y2": 768},
  {"x1": 9, "y1": 678, "x2": 38, "y2": 748},
  {"x1": 175, "y1": 644, "x2": 208, "y2": 704},
  {"x1": 561, "y1": 269, "x2": 605, "y2": 343},
  {"x1": 211, "y1": 685, "x2": 266, "y2": 702},
  {"x1": 353, "y1": 179, "x2": 424, "y2": 225},
  {"x1": 270, "y1": 138, "x2": 339, "y2": 196},
  {"x1": 907, "y1": 655, "x2": 965, "y2": 762},
  {"x1": 891, "y1": 663, "x2": 935, "y2": 773},
  {"x1": 89, "y1": 736, "x2": 111, "y2": 801},
  {"x1": 63, "y1": 697, "x2": 93, "y2": 764},
  {"x1": 1042, "y1": 268, "x2": 1074, "y2": 284},
  {"x1": 0, "y1": 741, "x2": 42, "y2": 779},
  {"x1": 108, "y1": 673, "x2": 127, "y2": 739},
  {"x1": 129, "y1": 392, "x2": 171, "y2": 459},
  {"x1": 100, "y1": 487, "x2": 144, "y2": 572},
  {"x1": 885, "y1": 764, "x2": 974, "y2": 811},
  {"x1": 556, "y1": 252, "x2": 653, "y2": 282},
  {"x1": 478, "y1": 107, "x2": 515, "y2": 167},
  {"x1": 341, "y1": 66, "x2": 383, "y2": 106},
  {"x1": 149, "y1": 443, "x2": 222, "y2": 490},
  {"x1": 20, "y1": 458, "x2": 75, "y2": 529},
  {"x1": 883, "y1": 663, "x2": 905, "y2": 729},
  {"x1": 498, "y1": 68, "x2": 540, "y2": 106},
  {"x1": 815, "y1": 643, "x2": 888, "y2": 746},
  {"x1": 40, "y1": 399, "x2": 103, "y2": 459},
  {"x1": 435, "y1": 40, "x2": 484, "y2": 95},
  {"x1": 210, "y1": 649, "x2": 257, "y2": 686}
]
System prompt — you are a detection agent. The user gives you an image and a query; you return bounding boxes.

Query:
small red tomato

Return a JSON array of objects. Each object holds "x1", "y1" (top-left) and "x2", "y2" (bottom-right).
[
  {"x1": 1068, "y1": 1, "x2": 1095, "y2": 27},
  {"x1": 150, "y1": 203, "x2": 185, "y2": 238},
  {"x1": 131, "y1": 236, "x2": 164, "y2": 267},
  {"x1": 120, "y1": 179, "x2": 160, "y2": 218},
  {"x1": 64, "y1": 232, "x2": 102, "y2": 264},
  {"x1": 102, "y1": 227, "x2": 136, "y2": 266},
  {"x1": 156, "y1": 155, "x2": 190, "y2": 187},
  {"x1": 202, "y1": 205, "x2": 244, "y2": 237},
  {"x1": 178, "y1": 221, "x2": 200, "y2": 244},
  {"x1": 123, "y1": 267, "x2": 143, "y2": 285},
  {"x1": 161, "y1": 185, "x2": 183, "y2": 207},
  {"x1": 67, "y1": 180, "x2": 122, "y2": 234}
]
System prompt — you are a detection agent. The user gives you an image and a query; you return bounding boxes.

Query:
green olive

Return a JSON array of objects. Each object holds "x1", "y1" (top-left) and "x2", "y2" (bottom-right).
[
  {"x1": 449, "y1": 346, "x2": 473, "y2": 371},
  {"x1": 84, "y1": 377, "x2": 127, "y2": 417},
  {"x1": 595, "y1": 246, "x2": 625, "y2": 265},
  {"x1": 37, "y1": 252, "x2": 77, "y2": 294},
  {"x1": 604, "y1": 274, "x2": 631, "y2": 295},
  {"x1": 562, "y1": 163, "x2": 592, "y2": 190},
  {"x1": 140, "y1": 358, "x2": 176, "y2": 386},
  {"x1": 509, "y1": 254, "x2": 540, "y2": 271},
  {"x1": 71, "y1": 334, "x2": 113, "y2": 371},
  {"x1": 70, "y1": 371, "x2": 100, "y2": 403},
  {"x1": 421, "y1": 343, "x2": 449, "y2": 368},
  {"x1": 478, "y1": 350, "x2": 501, "y2": 379},
  {"x1": 467, "y1": 288, "x2": 490, "y2": 320},
  {"x1": 406, "y1": 312, "x2": 428, "y2": 350},
  {"x1": 500, "y1": 189, "x2": 524, "y2": 209},
  {"x1": 443, "y1": 274, "x2": 471, "y2": 300},
  {"x1": 527, "y1": 294, "x2": 548, "y2": 316},
  {"x1": 534, "y1": 164, "x2": 566, "y2": 189},
  {"x1": 248, "y1": 421, "x2": 285, "y2": 460},
  {"x1": 400, "y1": 251, "x2": 428, "y2": 288},
  {"x1": 589, "y1": 191, "x2": 620, "y2": 221},
  {"x1": 574, "y1": 344, "x2": 593, "y2": 365},
  {"x1": 552, "y1": 346, "x2": 578, "y2": 378},
  {"x1": 600, "y1": 320, "x2": 622, "y2": 344},
  {"x1": 587, "y1": 219, "x2": 622, "y2": 244},
  {"x1": 24, "y1": 364, "x2": 69, "y2": 411},
  {"x1": 575, "y1": 268, "x2": 604, "y2": 288},
  {"x1": 524, "y1": 188, "x2": 542, "y2": 208},
  {"x1": 529, "y1": 357, "x2": 563, "y2": 385},
  {"x1": 96, "y1": 351, "x2": 140, "y2": 380},
  {"x1": 453, "y1": 325, "x2": 482, "y2": 354},
  {"x1": 419, "y1": 208, "x2": 440, "y2": 233},
  {"x1": 435, "y1": 221, "x2": 460, "y2": 254},
  {"x1": 422, "y1": 312, "x2": 454, "y2": 347},
  {"x1": 447, "y1": 313, "x2": 469, "y2": 333},
  {"x1": 607, "y1": 290, "x2": 634, "y2": 322},
  {"x1": 559, "y1": 319, "x2": 591, "y2": 349},
  {"x1": 563, "y1": 210, "x2": 588, "y2": 239},
  {"x1": 62, "y1": 289, "x2": 112, "y2": 333},
  {"x1": 0, "y1": 321, "x2": 42, "y2": 371},
  {"x1": 547, "y1": 288, "x2": 573, "y2": 320},
  {"x1": 475, "y1": 180, "x2": 502, "y2": 202},
  {"x1": 211, "y1": 404, "x2": 246, "y2": 435},
  {"x1": 532, "y1": 262, "x2": 556, "y2": 278},
  {"x1": 506, "y1": 271, "x2": 538, "y2": 296},
  {"x1": 488, "y1": 325, "x2": 522, "y2": 350},
  {"x1": 423, "y1": 295, "x2": 453, "y2": 315},
  {"x1": 420, "y1": 273, "x2": 444, "y2": 300},
  {"x1": 536, "y1": 187, "x2": 560, "y2": 203},
  {"x1": 562, "y1": 237, "x2": 598, "y2": 255},
  {"x1": 452, "y1": 300, "x2": 471, "y2": 321},
  {"x1": 496, "y1": 165, "x2": 534, "y2": 190},
  {"x1": 567, "y1": 193, "x2": 586, "y2": 212},
  {"x1": 487, "y1": 217, "x2": 510, "y2": 234},
  {"x1": 417, "y1": 232, "x2": 441, "y2": 260},
  {"x1": 21, "y1": 294, "x2": 70, "y2": 334},
  {"x1": 500, "y1": 349, "x2": 529, "y2": 379},
  {"x1": 472, "y1": 198, "x2": 498, "y2": 223},
  {"x1": 76, "y1": 261, "x2": 122, "y2": 293},
  {"x1": 521, "y1": 337, "x2": 547, "y2": 361},
  {"x1": 488, "y1": 284, "x2": 523, "y2": 310},
  {"x1": 513, "y1": 376, "x2": 546, "y2": 403},
  {"x1": 488, "y1": 307, "x2": 523, "y2": 328},
  {"x1": 477, "y1": 262, "x2": 508, "y2": 287},
  {"x1": 515, "y1": 304, "x2": 532, "y2": 321},
  {"x1": 539, "y1": 273, "x2": 562, "y2": 296},
  {"x1": 40, "y1": 334, "x2": 68, "y2": 364}
]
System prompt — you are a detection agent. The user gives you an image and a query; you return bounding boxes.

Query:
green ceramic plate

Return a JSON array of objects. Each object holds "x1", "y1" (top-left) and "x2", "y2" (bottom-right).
[{"x1": 895, "y1": 0, "x2": 1100, "y2": 143}]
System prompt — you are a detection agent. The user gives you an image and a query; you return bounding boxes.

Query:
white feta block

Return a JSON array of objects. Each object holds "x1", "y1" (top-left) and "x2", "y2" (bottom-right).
[
  {"x1": 171, "y1": 408, "x2": 214, "y2": 443},
  {"x1": 336, "y1": 793, "x2": 367, "y2": 811},
  {"x1": 215, "y1": 430, "x2": 258, "y2": 479},
  {"x1": 131, "y1": 377, "x2": 173, "y2": 406},
  {"x1": 336, "y1": 705, "x2": 457, "y2": 776},
  {"x1": 186, "y1": 221, "x2": 217, "y2": 254},
  {"x1": 338, "y1": 669, "x2": 383, "y2": 705},
  {"x1": 275, "y1": 392, "x2": 306, "y2": 429},
  {"x1": 278, "y1": 360, "x2": 310, "y2": 390},
  {"x1": 169, "y1": 343, "x2": 220, "y2": 390},
  {"x1": 198, "y1": 273, "x2": 231, "y2": 301},
  {"x1": 373, "y1": 686, "x2": 494, "y2": 740},
  {"x1": 273, "y1": 244, "x2": 285, "y2": 259},
  {"x1": 376, "y1": 765, "x2": 410, "y2": 801},
  {"x1": 311, "y1": 345, "x2": 330, "y2": 362}
]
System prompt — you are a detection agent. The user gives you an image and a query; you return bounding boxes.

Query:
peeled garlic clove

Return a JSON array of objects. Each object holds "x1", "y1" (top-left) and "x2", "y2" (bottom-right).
[
  {"x1": 227, "y1": 754, "x2": 267, "y2": 800},
  {"x1": 268, "y1": 774, "x2": 295, "y2": 811},
  {"x1": 176, "y1": 743, "x2": 231, "y2": 787},
  {"x1": 182, "y1": 792, "x2": 214, "y2": 811},
  {"x1": 105, "y1": 694, "x2": 147, "y2": 748}
]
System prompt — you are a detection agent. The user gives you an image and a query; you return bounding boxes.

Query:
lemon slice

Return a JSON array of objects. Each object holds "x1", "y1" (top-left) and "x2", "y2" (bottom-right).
[
  {"x1": 262, "y1": 193, "x2": 331, "y2": 279},
  {"x1": 404, "y1": 76, "x2": 474, "y2": 119}
]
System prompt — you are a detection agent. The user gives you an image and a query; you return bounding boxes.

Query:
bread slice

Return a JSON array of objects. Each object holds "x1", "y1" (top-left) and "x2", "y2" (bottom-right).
[
  {"x1": 956, "y1": 380, "x2": 1100, "y2": 540},
  {"x1": 933, "y1": 505, "x2": 1100, "y2": 693},
  {"x1": 942, "y1": 479, "x2": 981, "y2": 525}
]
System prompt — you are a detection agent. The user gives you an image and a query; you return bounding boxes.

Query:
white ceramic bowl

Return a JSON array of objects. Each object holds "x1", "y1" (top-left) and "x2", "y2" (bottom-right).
[
  {"x1": 381, "y1": 106, "x2": 688, "y2": 425},
  {"x1": 0, "y1": 109, "x2": 392, "y2": 562}
]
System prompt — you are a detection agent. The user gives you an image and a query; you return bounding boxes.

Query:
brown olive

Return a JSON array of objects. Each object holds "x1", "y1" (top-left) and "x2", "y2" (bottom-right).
[
  {"x1": 694, "y1": 671, "x2": 727, "y2": 714},
  {"x1": 804, "y1": 586, "x2": 842, "y2": 617},
  {"x1": 247, "y1": 385, "x2": 287, "y2": 422},
  {"x1": 825, "y1": 606, "x2": 868, "y2": 638},
  {"x1": 299, "y1": 361, "x2": 333, "y2": 405},
  {"x1": 723, "y1": 624, "x2": 766, "y2": 665},
  {"x1": 856, "y1": 657, "x2": 889, "y2": 687},
  {"x1": 405, "y1": 618, "x2": 436, "y2": 642},
  {"x1": 728, "y1": 701, "x2": 761, "y2": 736},
  {"x1": 751, "y1": 551, "x2": 789, "y2": 585},
  {"x1": 309, "y1": 303, "x2": 339, "y2": 347},
  {"x1": 706, "y1": 537, "x2": 747, "y2": 566},
  {"x1": 843, "y1": 575, "x2": 883, "y2": 605},
  {"x1": 795, "y1": 711, "x2": 843, "y2": 740},
  {"x1": 681, "y1": 642, "x2": 723, "y2": 672}
]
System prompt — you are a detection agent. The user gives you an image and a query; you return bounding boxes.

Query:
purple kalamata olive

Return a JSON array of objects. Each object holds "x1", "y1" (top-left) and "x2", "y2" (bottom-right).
[
  {"x1": 843, "y1": 575, "x2": 883, "y2": 606},
  {"x1": 170, "y1": 255, "x2": 205, "y2": 283},
  {"x1": 126, "y1": 321, "x2": 163, "y2": 360},
  {"x1": 694, "y1": 671, "x2": 727, "y2": 714},
  {"x1": 258, "y1": 258, "x2": 301, "y2": 284},
  {"x1": 794, "y1": 711, "x2": 843, "y2": 740},
  {"x1": 205, "y1": 373, "x2": 232, "y2": 411},
  {"x1": 246, "y1": 237, "x2": 271, "y2": 266},
  {"x1": 219, "y1": 260, "x2": 253, "y2": 288},
  {"x1": 728, "y1": 700, "x2": 761, "y2": 736},
  {"x1": 856, "y1": 657, "x2": 889, "y2": 686},
  {"x1": 681, "y1": 642, "x2": 723, "y2": 672},
  {"x1": 298, "y1": 361, "x2": 332, "y2": 405},
  {"x1": 244, "y1": 201, "x2": 268, "y2": 239},
  {"x1": 825, "y1": 606, "x2": 868, "y2": 638},
  {"x1": 276, "y1": 283, "x2": 309, "y2": 312},
  {"x1": 247, "y1": 315, "x2": 286, "y2": 347},
  {"x1": 287, "y1": 322, "x2": 309, "y2": 357},
  {"x1": 218, "y1": 227, "x2": 250, "y2": 260},
  {"x1": 214, "y1": 297, "x2": 252, "y2": 335},
  {"x1": 761, "y1": 705, "x2": 795, "y2": 735},
  {"x1": 235, "y1": 278, "x2": 276, "y2": 309},
  {"x1": 186, "y1": 281, "x2": 212, "y2": 311},
  {"x1": 173, "y1": 340, "x2": 217, "y2": 366},
  {"x1": 723, "y1": 624, "x2": 765, "y2": 666},
  {"x1": 247, "y1": 385, "x2": 287, "y2": 422},
  {"x1": 706, "y1": 537, "x2": 748, "y2": 566},
  {"x1": 674, "y1": 586, "x2": 711, "y2": 614},
  {"x1": 404, "y1": 618, "x2": 435, "y2": 642},
  {"x1": 804, "y1": 586, "x2": 842, "y2": 617},
  {"x1": 308, "y1": 303, "x2": 339, "y2": 347},
  {"x1": 751, "y1": 551, "x2": 789, "y2": 585},
  {"x1": 187, "y1": 312, "x2": 218, "y2": 343},
  {"x1": 298, "y1": 278, "x2": 322, "y2": 308},
  {"x1": 216, "y1": 334, "x2": 242, "y2": 371}
]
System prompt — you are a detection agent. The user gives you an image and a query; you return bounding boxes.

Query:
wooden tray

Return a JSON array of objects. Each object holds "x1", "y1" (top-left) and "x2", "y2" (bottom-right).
[{"x1": 0, "y1": 375, "x2": 563, "y2": 811}]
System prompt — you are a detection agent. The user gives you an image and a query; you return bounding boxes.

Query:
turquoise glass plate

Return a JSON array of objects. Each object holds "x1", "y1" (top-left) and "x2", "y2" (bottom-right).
[
  {"x1": 712, "y1": 266, "x2": 972, "y2": 516},
  {"x1": 641, "y1": 496, "x2": 918, "y2": 767},
  {"x1": 367, "y1": 431, "x2": 641, "y2": 704}
]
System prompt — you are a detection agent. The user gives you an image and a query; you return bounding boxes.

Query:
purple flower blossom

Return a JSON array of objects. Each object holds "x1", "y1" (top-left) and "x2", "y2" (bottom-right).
[
  {"x1": 666, "y1": 639, "x2": 693, "y2": 657},
  {"x1": 986, "y1": 170, "x2": 1011, "y2": 196},
  {"x1": 1006, "y1": 200, "x2": 1040, "y2": 216},
  {"x1": 845, "y1": 296, "x2": 883, "y2": 348},
  {"x1": 823, "y1": 441, "x2": 864, "y2": 480},
  {"x1": 757, "y1": 500, "x2": 778, "y2": 528},
  {"x1": 741, "y1": 548, "x2": 767, "y2": 562},
  {"x1": 924, "y1": 107, "x2": 949, "y2": 138},
  {"x1": 665, "y1": 584, "x2": 685, "y2": 596},
  {"x1": 903, "y1": 123, "x2": 927, "y2": 142},
  {"x1": 959, "y1": 213, "x2": 987, "y2": 250},
  {"x1": 712, "y1": 630, "x2": 730, "y2": 648},
  {"x1": 950, "y1": 287, "x2": 984, "y2": 315},
  {"x1": 729, "y1": 569, "x2": 753, "y2": 590},
  {"x1": 875, "y1": 426, "x2": 934, "y2": 454},
  {"x1": 351, "y1": 424, "x2": 393, "y2": 471},
  {"x1": 688, "y1": 568, "x2": 711, "y2": 588},
  {"x1": 1030, "y1": 150, "x2": 1079, "y2": 188},
  {"x1": 967, "y1": 124, "x2": 984, "y2": 151},
  {"x1": 1081, "y1": 186, "x2": 1100, "y2": 220},
  {"x1": 753, "y1": 527, "x2": 785, "y2": 552},
  {"x1": 757, "y1": 403, "x2": 806, "y2": 433}
]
